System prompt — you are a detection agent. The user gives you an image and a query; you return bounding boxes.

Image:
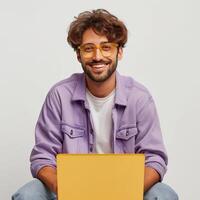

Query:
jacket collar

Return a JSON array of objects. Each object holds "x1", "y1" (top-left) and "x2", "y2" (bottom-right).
[{"x1": 72, "y1": 71, "x2": 129, "y2": 107}]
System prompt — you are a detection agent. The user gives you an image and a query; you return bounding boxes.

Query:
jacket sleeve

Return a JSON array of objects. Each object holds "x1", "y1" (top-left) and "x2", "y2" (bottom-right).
[
  {"x1": 135, "y1": 96, "x2": 168, "y2": 181},
  {"x1": 30, "y1": 88, "x2": 63, "y2": 178}
]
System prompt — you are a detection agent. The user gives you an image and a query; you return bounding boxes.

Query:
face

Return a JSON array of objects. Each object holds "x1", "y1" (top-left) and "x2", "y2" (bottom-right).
[{"x1": 77, "y1": 28, "x2": 123, "y2": 83}]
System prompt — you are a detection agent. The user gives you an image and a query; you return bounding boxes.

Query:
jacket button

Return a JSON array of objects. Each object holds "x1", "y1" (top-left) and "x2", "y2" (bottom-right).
[
  {"x1": 126, "y1": 130, "x2": 129, "y2": 136},
  {"x1": 70, "y1": 130, "x2": 73, "y2": 135}
]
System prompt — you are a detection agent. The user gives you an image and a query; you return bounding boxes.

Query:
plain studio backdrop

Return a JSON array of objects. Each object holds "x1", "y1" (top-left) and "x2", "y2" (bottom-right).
[{"x1": 0, "y1": 0, "x2": 199, "y2": 199}]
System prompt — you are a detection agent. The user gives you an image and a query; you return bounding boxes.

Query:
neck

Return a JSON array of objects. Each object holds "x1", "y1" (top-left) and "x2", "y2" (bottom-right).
[{"x1": 85, "y1": 72, "x2": 116, "y2": 98}]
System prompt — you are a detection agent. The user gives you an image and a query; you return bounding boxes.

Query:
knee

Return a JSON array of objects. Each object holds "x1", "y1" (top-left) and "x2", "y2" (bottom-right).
[
  {"x1": 12, "y1": 188, "x2": 34, "y2": 200},
  {"x1": 144, "y1": 182, "x2": 179, "y2": 200},
  {"x1": 12, "y1": 179, "x2": 49, "y2": 200}
]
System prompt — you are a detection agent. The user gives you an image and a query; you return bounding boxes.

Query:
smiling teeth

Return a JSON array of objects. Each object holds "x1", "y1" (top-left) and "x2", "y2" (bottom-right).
[{"x1": 92, "y1": 64, "x2": 108, "y2": 68}]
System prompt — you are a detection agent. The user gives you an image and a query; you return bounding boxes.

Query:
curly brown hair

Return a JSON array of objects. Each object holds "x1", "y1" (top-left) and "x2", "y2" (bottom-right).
[{"x1": 67, "y1": 9, "x2": 128, "y2": 51}]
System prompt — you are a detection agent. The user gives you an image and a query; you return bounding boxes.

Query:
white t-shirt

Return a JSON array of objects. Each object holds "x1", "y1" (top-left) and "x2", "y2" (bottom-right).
[{"x1": 86, "y1": 89, "x2": 115, "y2": 153}]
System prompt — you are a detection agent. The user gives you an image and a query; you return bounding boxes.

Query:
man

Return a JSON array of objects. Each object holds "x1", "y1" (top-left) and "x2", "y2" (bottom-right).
[{"x1": 12, "y1": 9, "x2": 178, "y2": 200}]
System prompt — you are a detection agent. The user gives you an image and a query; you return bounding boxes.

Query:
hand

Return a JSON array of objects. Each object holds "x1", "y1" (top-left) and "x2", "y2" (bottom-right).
[{"x1": 50, "y1": 179, "x2": 57, "y2": 194}]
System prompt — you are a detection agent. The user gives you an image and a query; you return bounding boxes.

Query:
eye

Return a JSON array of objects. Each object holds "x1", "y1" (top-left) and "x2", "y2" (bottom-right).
[
  {"x1": 101, "y1": 43, "x2": 112, "y2": 51},
  {"x1": 82, "y1": 45, "x2": 94, "y2": 52}
]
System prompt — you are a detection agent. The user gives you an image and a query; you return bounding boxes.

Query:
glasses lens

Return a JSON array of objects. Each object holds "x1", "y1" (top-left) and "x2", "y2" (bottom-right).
[
  {"x1": 81, "y1": 44, "x2": 95, "y2": 53},
  {"x1": 100, "y1": 43, "x2": 116, "y2": 57},
  {"x1": 80, "y1": 44, "x2": 95, "y2": 58}
]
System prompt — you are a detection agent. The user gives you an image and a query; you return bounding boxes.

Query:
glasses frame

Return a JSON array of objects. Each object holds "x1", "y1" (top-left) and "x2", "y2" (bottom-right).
[{"x1": 78, "y1": 42, "x2": 119, "y2": 58}]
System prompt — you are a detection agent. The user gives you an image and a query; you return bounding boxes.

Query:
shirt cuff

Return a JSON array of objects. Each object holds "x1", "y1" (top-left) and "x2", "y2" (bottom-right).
[{"x1": 31, "y1": 161, "x2": 56, "y2": 178}]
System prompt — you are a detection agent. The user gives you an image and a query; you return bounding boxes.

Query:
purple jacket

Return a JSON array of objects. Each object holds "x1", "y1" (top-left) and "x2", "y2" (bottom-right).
[{"x1": 30, "y1": 72, "x2": 168, "y2": 180}]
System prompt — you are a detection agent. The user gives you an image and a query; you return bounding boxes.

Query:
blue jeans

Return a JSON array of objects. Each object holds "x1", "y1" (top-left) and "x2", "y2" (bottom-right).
[{"x1": 12, "y1": 178, "x2": 178, "y2": 200}]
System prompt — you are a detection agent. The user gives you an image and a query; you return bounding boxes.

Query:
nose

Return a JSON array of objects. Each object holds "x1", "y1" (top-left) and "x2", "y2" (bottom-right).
[{"x1": 93, "y1": 48, "x2": 103, "y2": 61}]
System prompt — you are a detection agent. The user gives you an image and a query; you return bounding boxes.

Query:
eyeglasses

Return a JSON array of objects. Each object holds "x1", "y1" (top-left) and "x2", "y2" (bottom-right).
[{"x1": 78, "y1": 42, "x2": 119, "y2": 58}]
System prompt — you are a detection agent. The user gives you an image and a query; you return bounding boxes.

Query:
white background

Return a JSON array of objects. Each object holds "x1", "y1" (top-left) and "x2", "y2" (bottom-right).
[{"x1": 0, "y1": 0, "x2": 200, "y2": 199}]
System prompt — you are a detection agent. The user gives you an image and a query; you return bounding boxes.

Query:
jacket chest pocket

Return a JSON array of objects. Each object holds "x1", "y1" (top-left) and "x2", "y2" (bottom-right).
[
  {"x1": 116, "y1": 127, "x2": 138, "y2": 153},
  {"x1": 61, "y1": 124, "x2": 86, "y2": 153},
  {"x1": 62, "y1": 125, "x2": 85, "y2": 138}
]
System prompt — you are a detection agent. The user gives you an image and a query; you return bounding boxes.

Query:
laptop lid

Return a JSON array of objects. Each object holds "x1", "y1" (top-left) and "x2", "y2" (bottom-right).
[{"x1": 57, "y1": 154, "x2": 145, "y2": 200}]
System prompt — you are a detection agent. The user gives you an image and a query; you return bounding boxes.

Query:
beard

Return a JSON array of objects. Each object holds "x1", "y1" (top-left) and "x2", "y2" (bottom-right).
[{"x1": 81, "y1": 56, "x2": 118, "y2": 83}]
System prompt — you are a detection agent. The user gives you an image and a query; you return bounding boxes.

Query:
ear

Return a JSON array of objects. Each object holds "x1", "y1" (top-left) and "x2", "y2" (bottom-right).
[
  {"x1": 76, "y1": 51, "x2": 81, "y2": 63},
  {"x1": 117, "y1": 47, "x2": 123, "y2": 60}
]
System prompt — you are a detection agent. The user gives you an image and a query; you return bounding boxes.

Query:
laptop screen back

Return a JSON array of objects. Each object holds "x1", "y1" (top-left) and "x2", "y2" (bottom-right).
[{"x1": 57, "y1": 154, "x2": 144, "y2": 200}]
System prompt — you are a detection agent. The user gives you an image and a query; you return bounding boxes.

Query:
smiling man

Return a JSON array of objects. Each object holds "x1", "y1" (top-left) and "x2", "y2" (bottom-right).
[
  {"x1": 78, "y1": 28, "x2": 121, "y2": 82},
  {"x1": 12, "y1": 9, "x2": 178, "y2": 200}
]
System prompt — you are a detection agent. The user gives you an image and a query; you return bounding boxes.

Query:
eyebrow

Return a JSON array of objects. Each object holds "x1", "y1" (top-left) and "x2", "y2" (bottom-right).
[{"x1": 81, "y1": 41, "x2": 110, "y2": 46}]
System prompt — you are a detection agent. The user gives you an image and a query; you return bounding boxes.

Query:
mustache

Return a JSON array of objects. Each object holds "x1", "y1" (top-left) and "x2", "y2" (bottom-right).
[{"x1": 86, "y1": 60, "x2": 111, "y2": 66}]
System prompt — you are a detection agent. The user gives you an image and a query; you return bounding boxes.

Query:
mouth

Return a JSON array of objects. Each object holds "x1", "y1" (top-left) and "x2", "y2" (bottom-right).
[
  {"x1": 88, "y1": 61, "x2": 110, "y2": 68},
  {"x1": 90, "y1": 63, "x2": 109, "y2": 68},
  {"x1": 88, "y1": 63, "x2": 110, "y2": 73}
]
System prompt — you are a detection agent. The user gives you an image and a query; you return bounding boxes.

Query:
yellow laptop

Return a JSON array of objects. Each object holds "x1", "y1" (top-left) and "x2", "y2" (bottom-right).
[{"x1": 57, "y1": 154, "x2": 145, "y2": 200}]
